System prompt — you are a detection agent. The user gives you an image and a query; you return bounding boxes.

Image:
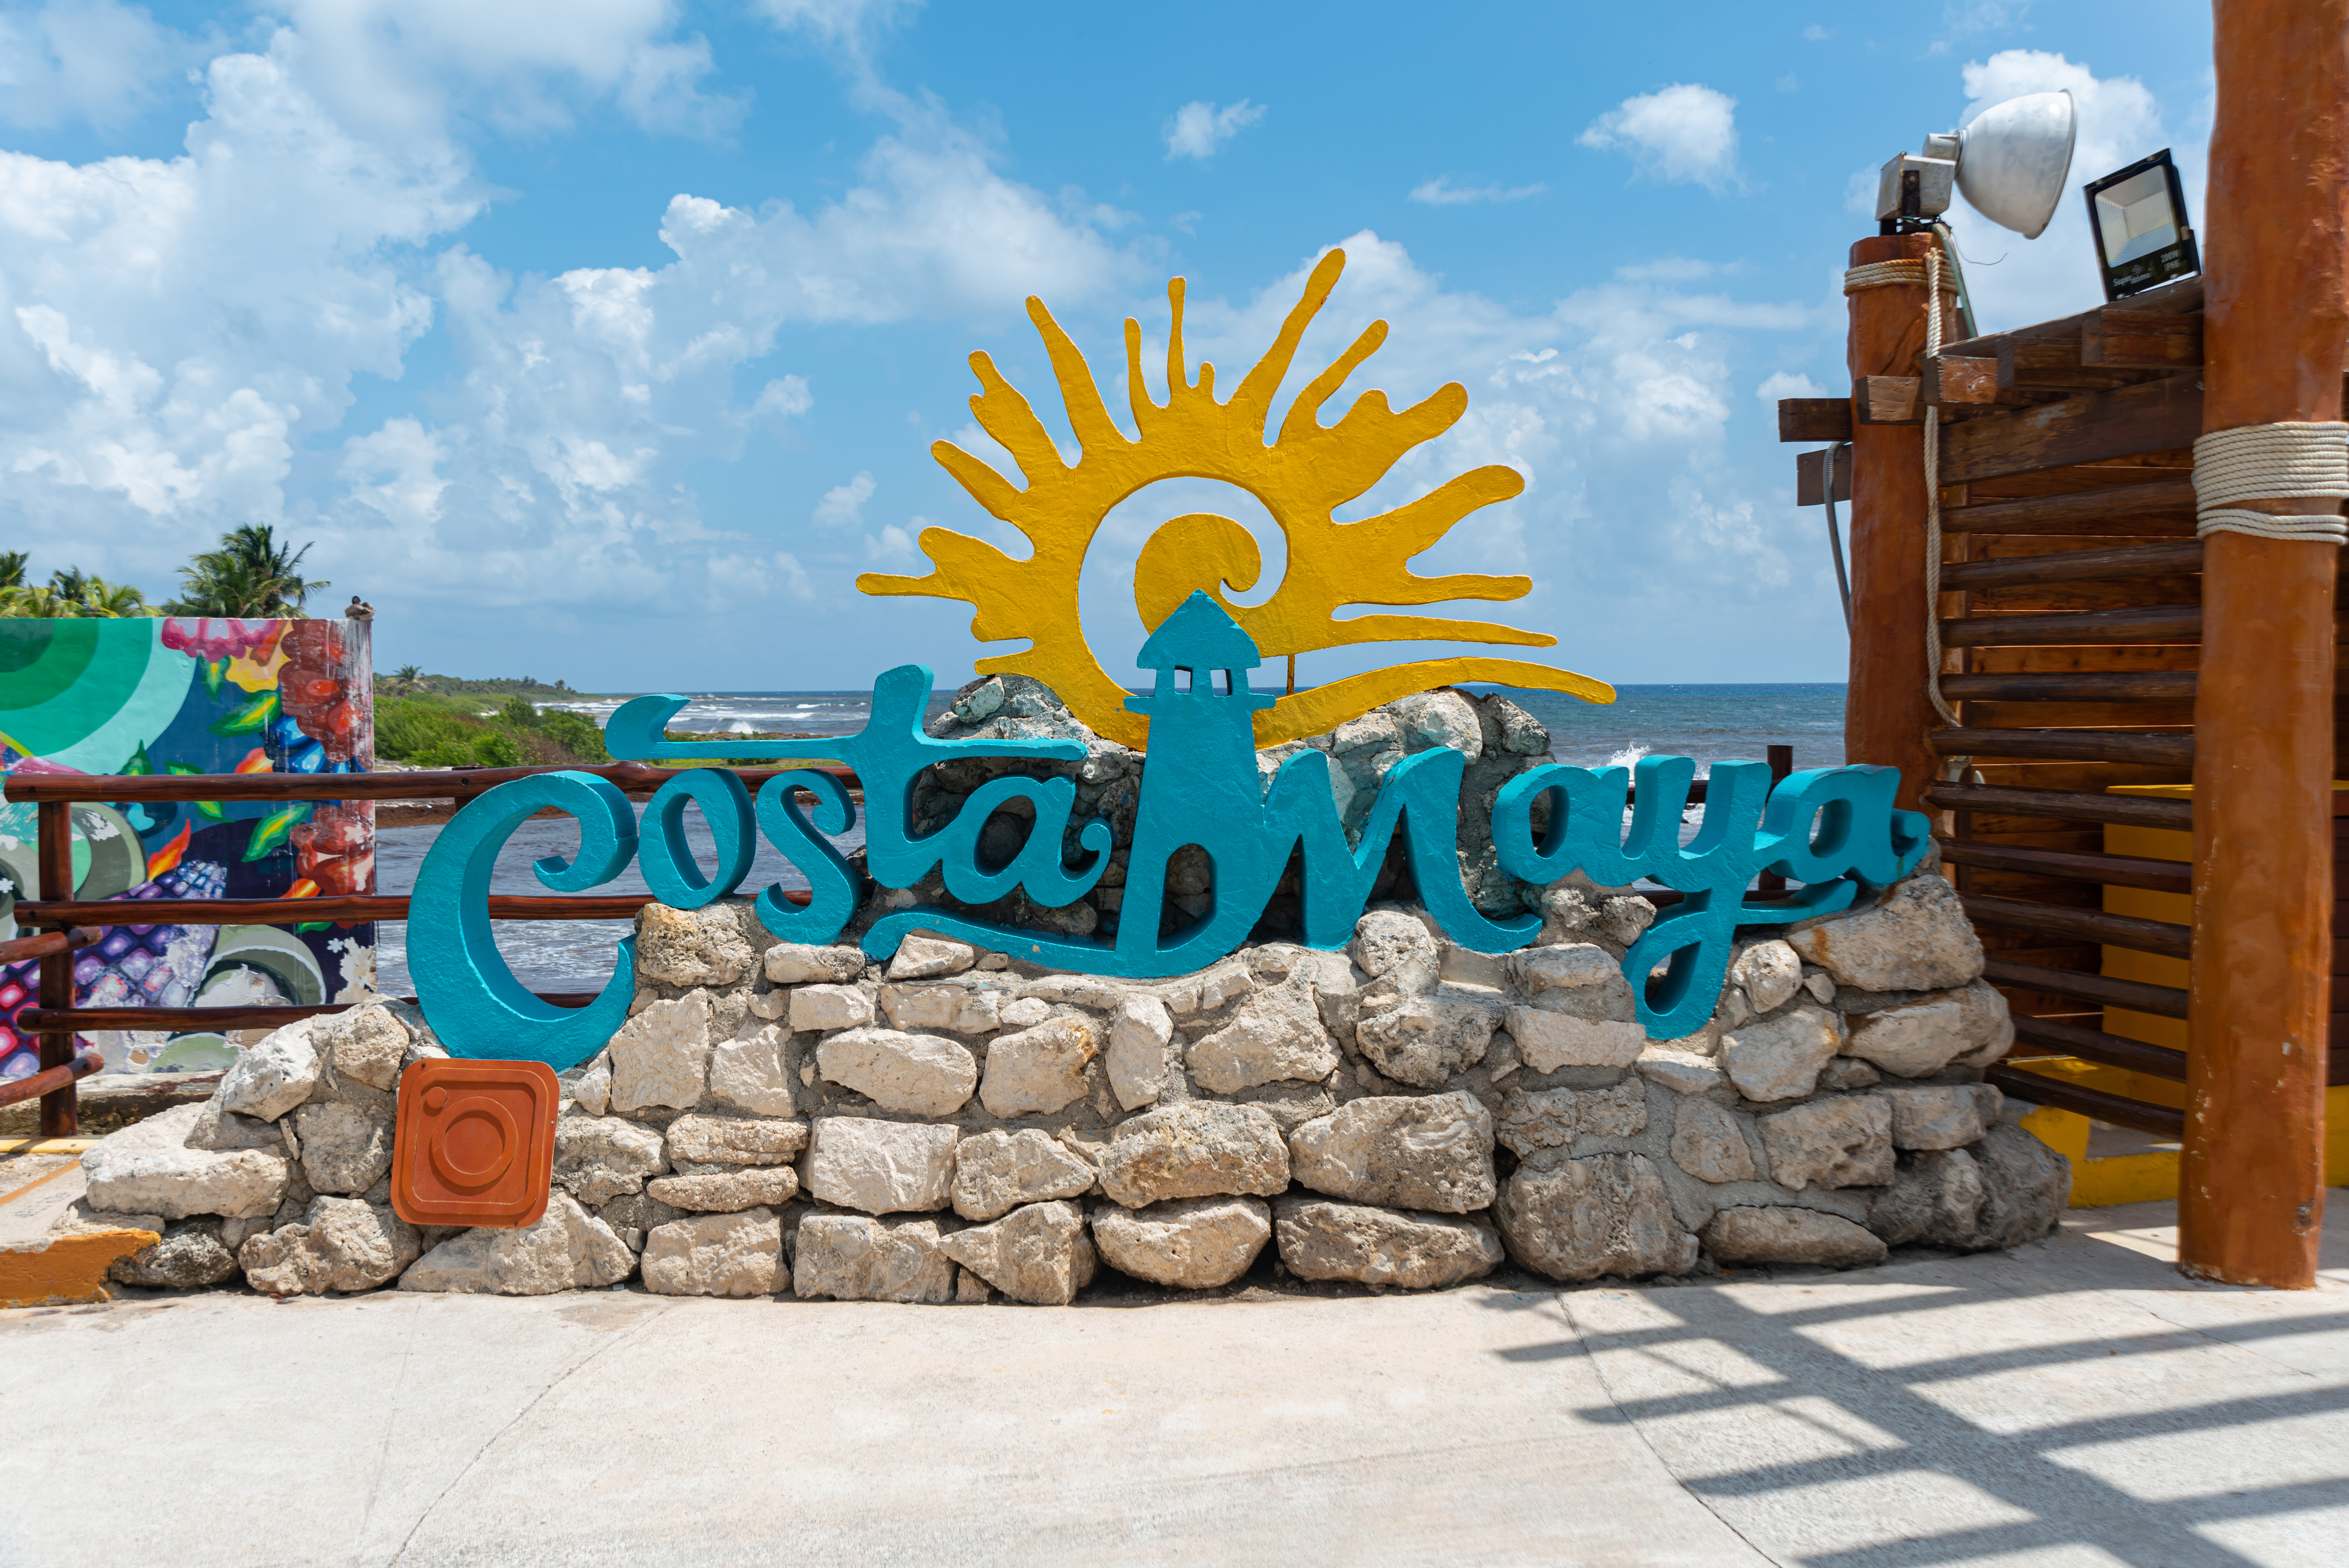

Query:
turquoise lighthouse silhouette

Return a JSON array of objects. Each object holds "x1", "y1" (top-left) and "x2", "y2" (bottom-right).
[{"x1": 1114, "y1": 591, "x2": 1285, "y2": 967}]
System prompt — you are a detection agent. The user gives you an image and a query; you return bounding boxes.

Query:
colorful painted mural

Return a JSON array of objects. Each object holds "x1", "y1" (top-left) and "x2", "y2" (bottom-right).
[{"x1": 0, "y1": 617, "x2": 376, "y2": 1079}]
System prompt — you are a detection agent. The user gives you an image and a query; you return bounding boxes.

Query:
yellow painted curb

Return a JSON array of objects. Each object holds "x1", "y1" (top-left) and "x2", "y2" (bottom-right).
[{"x1": 1, "y1": 1229, "x2": 157, "y2": 1308}]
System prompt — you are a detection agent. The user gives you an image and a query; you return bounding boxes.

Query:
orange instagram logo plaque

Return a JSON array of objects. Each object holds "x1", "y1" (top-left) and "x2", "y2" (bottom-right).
[{"x1": 390, "y1": 1058, "x2": 561, "y2": 1229}]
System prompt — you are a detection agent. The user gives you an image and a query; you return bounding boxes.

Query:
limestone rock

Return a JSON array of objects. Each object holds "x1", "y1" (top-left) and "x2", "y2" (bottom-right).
[
  {"x1": 1731, "y1": 941, "x2": 1803, "y2": 1013},
  {"x1": 1720, "y1": 1003, "x2": 1843, "y2": 1102},
  {"x1": 1866, "y1": 1148, "x2": 1991, "y2": 1248},
  {"x1": 789, "y1": 984, "x2": 876, "y2": 1034},
  {"x1": 1494, "y1": 1082, "x2": 1648, "y2": 1157},
  {"x1": 48, "y1": 1197, "x2": 165, "y2": 1241},
  {"x1": 292, "y1": 1102, "x2": 394, "y2": 1196},
  {"x1": 665, "y1": 1112, "x2": 809, "y2": 1165},
  {"x1": 1845, "y1": 980, "x2": 2012, "y2": 1078},
  {"x1": 107, "y1": 1220, "x2": 241, "y2": 1288},
  {"x1": 1670, "y1": 1098, "x2": 1758, "y2": 1183},
  {"x1": 763, "y1": 943, "x2": 866, "y2": 985},
  {"x1": 792, "y1": 1214, "x2": 956, "y2": 1303},
  {"x1": 1098, "y1": 1102, "x2": 1289, "y2": 1209},
  {"x1": 608, "y1": 993, "x2": 713, "y2": 1114},
  {"x1": 594, "y1": 1189, "x2": 684, "y2": 1253},
  {"x1": 553, "y1": 1115, "x2": 667, "y2": 1205},
  {"x1": 1017, "y1": 974, "x2": 1132, "y2": 1011},
  {"x1": 1161, "y1": 958, "x2": 1254, "y2": 1017},
  {"x1": 184, "y1": 1100, "x2": 285, "y2": 1153},
  {"x1": 641, "y1": 1207, "x2": 783, "y2": 1297},
  {"x1": 999, "y1": 997, "x2": 1052, "y2": 1029},
  {"x1": 1597, "y1": 896, "x2": 1655, "y2": 948},
  {"x1": 1971, "y1": 1122, "x2": 2069, "y2": 1247},
  {"x1": 1350, "y1": 909, "x2": 1438, "y2": 978},
  {"x1": 1818, "y1": 1057, "x2": 1880, "y2": 1091},
  {"x1": 82, "y1": 1103, "x2": 289, "y2": 1220},
  {"x1": 1091, "y1": 1196, "x2": 1271, "y2": 1289},
  {"x1": 978, "y1": 1015, "x2": 1099, "y2": 1118},
  {"x1": 241, "y1": 1196, "x2": 420, "y2": 1295},
  {"x1": 818, "y1": 1028, "x2": 978, "y2": 1116},
  {"x1": 1507, "y1": 1006, "x2": 1646, "y2": 1072},
  {"x1": 879, "y1": 983, "x2": 1001, "y2": 1035},
  {"x1": 1874, "y1": 1083, "x2": 2003, "y2": 1150},
  {"x1": 953, "y1": 1129, "x2": 1097, "y2": 1221},
  {"x1": 635, "y1": 901, "x2": 758, "y2": 988},
  {"x1": 1635, "y1": 1045, "x2": 1727, "y2": 1095},
  {"x1": 1392, "y1": 689, "x2": 1483, "y2": 761},
  {"x1": 1700, "y1": 1206, "x2": 1889, "y2": 1268},
  {"x1": 1789, "y1": 873, "x2": 1984, "y2": 992},
  {"x1": 1288, "y1": 1092, "x2": 1496, "y2": 1213},
  {"x1": 399, "y1": 1193, "x2": 633, "y2": 1296},
  {"x1": 647, "y1": 1164, "x2": 799, "y2": 1212},
  {"x1": 708, "y1": 1024, "x2": 795, "y2": 1116},
  {"x1": 937, "y1": 1200, "x2": 1096, "y2": 1305},
  {"x1": 1186, "y1": 976, "x2": 1338, "y2": 1095},
  {"x1": 803, "y1": 1116, "x2": 960, "y2": 1214},
  {"x1": 1106, "y1": 993, "x2": 1173, "y2": 1111},
  {"x1": 1759, "y1": 1096, "x2": 1896, "y2": 1190},
  {"x1": 1507, "y1": 942, "x2": 1627, "y2": 998},
  {"x1": 887, "y1": 934, "x2": 977, "y2": 980},
  {"x1": 1355, "y1": 991, "x2": 1501, "y2": 1088},
  {"x1": 218, "y1": 1020, "x2": 321, "y2": 1122},
  {"x1": 1494, "y1": 1154, "x2": 1698, "y2": 1282},
  {"x1": 568, "y1": 1053, "x2": 613, "y2": 1116},
  {"x1": 1273, "y1": 1197, "x2": 1504, "y2": 1290},
  {"x1": 312, "y1": 1004, "x2": 410, "y2": 1092}
]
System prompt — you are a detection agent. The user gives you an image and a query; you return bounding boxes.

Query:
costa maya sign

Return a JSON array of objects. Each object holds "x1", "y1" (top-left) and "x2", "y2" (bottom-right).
[{"x1": 410, "y1": 251, "x2": 1929, "y2": 1072}]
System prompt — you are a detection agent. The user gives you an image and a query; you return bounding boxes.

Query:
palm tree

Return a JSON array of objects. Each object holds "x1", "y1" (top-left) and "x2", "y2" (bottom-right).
[
  {"x1": 170, "y1": 526, "x2": 329, "y2": 617},
  {"x1": 78, "y1": 578, "x2": 156, "y2": 617},
  {"x1": 390, "y1": 663, "x2": 422, "y2": 695},
  {"x1": 0, "y1": 585, "x2": 88, "y2": 618},
  {"x1": 0, "y1": 553, "x2": 26, "y2": 591}
]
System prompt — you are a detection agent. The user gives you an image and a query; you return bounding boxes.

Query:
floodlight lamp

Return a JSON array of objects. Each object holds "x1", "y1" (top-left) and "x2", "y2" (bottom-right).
[
  {"x1": 2082, "y1": 149, "x2": 2199, "y2": 300},
  {"x1": 1876, "y1": 90, "x2": 2077, "y2": 238}
]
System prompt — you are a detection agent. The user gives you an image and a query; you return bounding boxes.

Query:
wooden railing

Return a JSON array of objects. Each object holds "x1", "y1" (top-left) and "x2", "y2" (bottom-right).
[{"x1": 1, "y1": 763, "x2": 852, "y2": 1136}]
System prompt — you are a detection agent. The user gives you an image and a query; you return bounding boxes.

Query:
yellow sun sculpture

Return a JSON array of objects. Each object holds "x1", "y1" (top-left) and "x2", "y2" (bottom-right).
[{"x1": 856, "y1": 248, "x2": 1616, "y2": 749}]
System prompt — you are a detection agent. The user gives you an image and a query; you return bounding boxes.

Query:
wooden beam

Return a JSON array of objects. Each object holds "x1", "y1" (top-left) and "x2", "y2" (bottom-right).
[
  {"x1": 1920, "y1": 355, "x2": 1999, "y2": 406},
  {"x1": 1854, "y1": 375, "x2": 1922, "y2": 425},
  {"x1": 1778, "y1": 398, "x2": 1852, "y2": 442},
  {"x1": 1941, "y1": 274, "x2": 2205, "y2": 359},
  {"x1": 1988, "y1": 1063, "x2": 2187, "y2": 1137},
  {"x1": 1940, "y1": 477, "x2": 2197, "y2": 535},
  {"x1": 1984, "y1": 955, "x2": 2190, "y2": 1019},
  {"x1": 1845, "y1": 231, "x2": 1951, "y2": 816},
  {"x1": 2009, "y1": 1016, "x2": 2191, "y2": 1082},
  {"x1": 1924, "y1": 781, "x2": 2192, "y2": 830},
  {"x1": 1941, "y1": 375, "x2": 2205, "y2": 484},
  {"x1": 2183, "y1": 0, "x2": 2345, "y2": 1290},
  {"x1": 1962, "y1": 893, "x2": 2192, "y2": 958},
  {"x1": 1938, "y1": 837, "x2": 2193, "y2": 893},
  {"x1": 1939, "y1": 604, "x2": 2203, "y2": 647},
  {"x1": 1928, "y1": 727, "x2": 2195, "y2": 767},
  {"x1": 1938, "y1": 669, "x2": 2198, "y2": 702},
  {"x1": 2083, "y1": 309, "x2": 2205, "y2": 369},
  {"x1": 1996, "y1": 336, "x2": 2169, "y2": 393},
  {"x1": 1937, "y1": 539, "x2": 2203, "y2": 591},
  {"x1": 1795, "y1": 445, "x2": 1852, "y2": 506}
]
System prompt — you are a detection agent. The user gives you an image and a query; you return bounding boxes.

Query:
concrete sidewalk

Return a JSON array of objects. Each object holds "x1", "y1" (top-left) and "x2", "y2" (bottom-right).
[{"x1": 4, "y1": 1201, "x2": 2345, "y2": 1567}]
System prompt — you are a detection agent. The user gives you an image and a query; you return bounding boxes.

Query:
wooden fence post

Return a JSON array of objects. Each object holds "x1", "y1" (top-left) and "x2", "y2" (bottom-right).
[
  {"x1": 1845, "y1": 233, "x2": 1951, "y2": 816},
  {"x1": 2182, "y1": 0, "x2": 2349, "y2": 1288},
  {"x1": 35, "y1": 799, "x2": 76, "y2": 1138}
]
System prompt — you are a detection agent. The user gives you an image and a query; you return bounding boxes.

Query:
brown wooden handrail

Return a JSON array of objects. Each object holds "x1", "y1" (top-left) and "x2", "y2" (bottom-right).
[
  {"x1": 1, "y1": 760, "x2": 861, "y2": 805},
  {"x1": 0, "y1": 926, "x2": 101, "y2": 966},
  {"x1": 0, "y1": 1049, "x2": 102, "y2": 1107}
]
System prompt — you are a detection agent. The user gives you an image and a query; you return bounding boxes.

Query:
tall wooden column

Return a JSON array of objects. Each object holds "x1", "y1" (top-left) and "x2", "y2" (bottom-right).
[
  {"x1": 1845, "y1": 232, "x2": 1948, "y2": 814},
  {"x1": 2182, "y1": 0, "x2": 2348, "y2": 1288}
]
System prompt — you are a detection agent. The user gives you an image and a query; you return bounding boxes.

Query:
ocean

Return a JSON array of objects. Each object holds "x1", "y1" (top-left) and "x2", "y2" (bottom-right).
[{"x1": 372, "y1": 684, "x2": 1846, "y2": 995}]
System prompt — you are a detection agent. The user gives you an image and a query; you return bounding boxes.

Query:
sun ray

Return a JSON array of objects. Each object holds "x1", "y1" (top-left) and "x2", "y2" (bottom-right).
[{"x1": 856, "y1": 247, "x2": 1613, "y2": 747}]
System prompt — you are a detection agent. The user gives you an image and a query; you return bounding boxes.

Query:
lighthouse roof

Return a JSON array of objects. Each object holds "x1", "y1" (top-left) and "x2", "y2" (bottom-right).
[{"x1": 1136, "y1": 591, "x2": 1263, "y2": 671}]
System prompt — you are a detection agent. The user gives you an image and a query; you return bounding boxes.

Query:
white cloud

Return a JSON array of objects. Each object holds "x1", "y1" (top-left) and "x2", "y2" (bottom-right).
[
  {"x1": 1756, "y1": 369, "x2": 1826, "y2": 401},
  {"x1": 1408, "y1": 177, "x2": 1547, "y2": 206},
  {"x1": 1163, "y1": 99, "x2": 1263, "y2": 161},
  {"x1": 1944, "y1": 51, "x2": 2185, "y2": 330},
  {"x1": 1615, "y1": 257, "x2": 1722, "y2": 282},
  {"x1": 866, "y1": 521, "x2": 915, "y2": 561},
  {"x1": 0, "y1": 0, "x2": 200, "y2": 129},
  {"x1": 1802, "y1": 23, "x2": 1831, "y2": 40},
  {"x1": 815, "y1": 470, "x2": 875, "y2": 528},
  {"x1": 750, "y1": 374, "x2": 812, "y2": 420},
  {"x1": 1579, "y1": 83, "x2": 1741, "y2": 191}
]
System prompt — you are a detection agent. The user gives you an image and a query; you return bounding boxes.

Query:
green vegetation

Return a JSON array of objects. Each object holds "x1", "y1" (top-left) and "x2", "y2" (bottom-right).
[
  {"x1": 170, "y1": 524, "x2": 328, "y2": 617},
  {"x1": 378, "y1": 672, "x2": 583, "y2": 698},
  {"x1": 0, "y1": 555, "x2": 161, "y2": 618},
  {"x1": 377, "y1": 692, "x2": 610, "y2": 769}
]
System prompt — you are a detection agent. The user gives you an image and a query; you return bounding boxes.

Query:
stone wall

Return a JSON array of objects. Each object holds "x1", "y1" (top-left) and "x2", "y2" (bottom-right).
[{"x1": 60, "y1": 851, "x2": 2070, "y2": 1303}]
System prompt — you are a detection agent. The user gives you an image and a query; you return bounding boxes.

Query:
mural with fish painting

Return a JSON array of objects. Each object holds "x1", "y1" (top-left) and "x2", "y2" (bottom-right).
[{"x1": 0, "y1": 617, "x2": 376, "y2": 1079}]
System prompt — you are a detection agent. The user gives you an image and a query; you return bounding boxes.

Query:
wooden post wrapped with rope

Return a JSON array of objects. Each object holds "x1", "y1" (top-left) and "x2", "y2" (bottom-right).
[
  {"x1": 1843, "y1": 232, "x2": 1958, "y2": 816},
  {"x1": 2182, "y1": 0, "x2": 2349, "y2": 1289}
]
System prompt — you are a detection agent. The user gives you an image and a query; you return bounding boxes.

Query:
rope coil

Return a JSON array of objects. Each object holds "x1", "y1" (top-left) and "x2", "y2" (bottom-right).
[
  {"x1": 2192, "y1": 423, "x2": 2349, "y2": 543},
  {"x1": 1843, "y1": 260, "x2": 1958, "y2": 296}
]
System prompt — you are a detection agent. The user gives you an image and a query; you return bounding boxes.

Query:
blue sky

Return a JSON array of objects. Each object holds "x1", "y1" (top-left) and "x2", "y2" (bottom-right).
[{"x1": 0, "y1": 0, "x2": 2215, "y2": 692}]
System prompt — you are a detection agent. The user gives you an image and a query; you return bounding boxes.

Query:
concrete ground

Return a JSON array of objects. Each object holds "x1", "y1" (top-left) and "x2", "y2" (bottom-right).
[{"x1": 3, "y1": 1199, "x2": 2345, "y2": 1568}]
